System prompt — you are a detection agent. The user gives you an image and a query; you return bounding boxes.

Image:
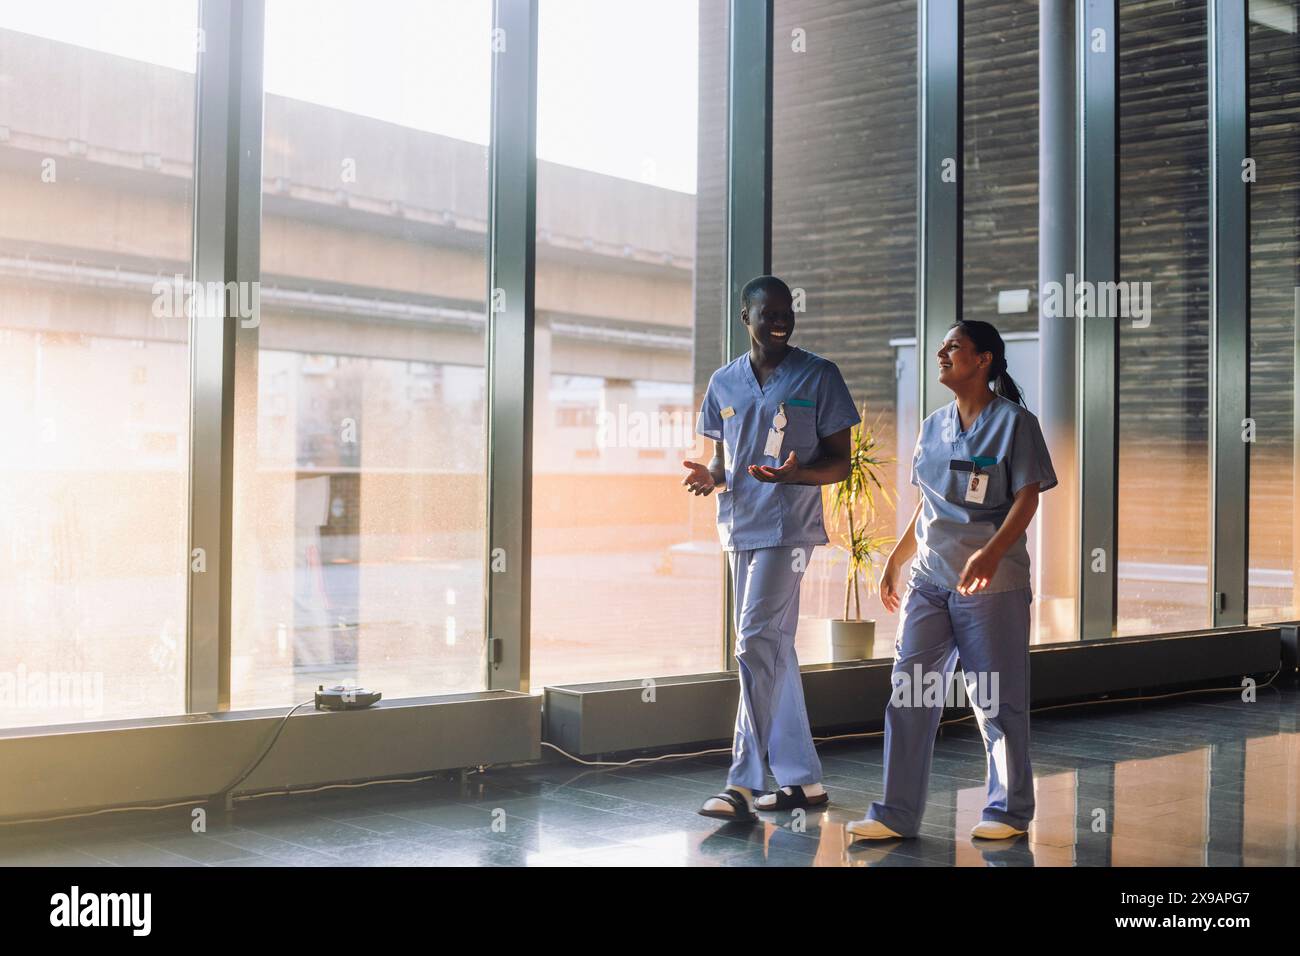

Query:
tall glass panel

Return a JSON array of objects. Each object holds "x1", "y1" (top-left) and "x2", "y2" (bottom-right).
[
  {"x1": 771, "y1": 0, "x2": 918, "y2": 664},
  {"x1": 964, "y1": 0, "x2": 1039, "y2": 331},
  {"x1": 0, "y1": 1, "x2": 198, "y2": 726},
  {"x1": 529, "y1": 0, "x2": 727, "y2": 688},
  {"x1": 1116, "y1": 0, "x2": 1211, "y2": 636},
  {"x1": 964, "y1": 0, "x2": 1064, "y2": 643},
  {"x1": 1247, "y1": 0, "x2": 1300, "y2": 624},
  {"x1": 232, "y1": 0, "x2": 491, "y2": 707}
]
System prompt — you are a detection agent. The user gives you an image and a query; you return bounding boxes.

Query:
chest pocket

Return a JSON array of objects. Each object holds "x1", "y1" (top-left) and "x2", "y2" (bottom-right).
[
  {"x1": 782, "y1": 404, "x2": 819, "y2": 461},
  {"x1": 946, "y1": 458, "x2": 1008, "y2": 511}
]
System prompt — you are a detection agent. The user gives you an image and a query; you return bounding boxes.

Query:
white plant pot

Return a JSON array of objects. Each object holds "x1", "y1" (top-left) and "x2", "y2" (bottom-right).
[{"x1": 826, "y1": 618, "x2": 876, "y2": 662}]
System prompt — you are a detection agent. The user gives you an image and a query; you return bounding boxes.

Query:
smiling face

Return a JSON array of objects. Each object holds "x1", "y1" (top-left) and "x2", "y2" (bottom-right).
[
  {"x1": 936, "y1": 326, "x2": 992, "y2": 392},
  {"x1": 742, "y1": 286, "x2": 796, "y2": 349}
]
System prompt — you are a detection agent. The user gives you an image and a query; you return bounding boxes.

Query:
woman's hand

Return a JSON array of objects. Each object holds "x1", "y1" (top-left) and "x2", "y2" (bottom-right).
[
  {"x1": 956, "y1": 545, "x2": 1004, "y2": 595},
  {"x1": 879, "y1": 553, "x2": 904, "y2": 614},
  {"x1": 960, "y1": 485, "x2": 1039, "y2": 595},
  {"x1": 748, "y1": 451, "x2": 801, "y2": 483},
  {"x1": 681, "y1": 460, "x2": 717, "y2": 496}
]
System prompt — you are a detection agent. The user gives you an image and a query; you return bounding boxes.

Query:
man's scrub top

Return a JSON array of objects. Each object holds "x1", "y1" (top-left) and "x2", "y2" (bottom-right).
[
  {"x1": 696, "y1": 346, "x2": 860, "y2": 552},
  {"x1": 910, "y1": 394, "x2": 1058, "y2": 593}
]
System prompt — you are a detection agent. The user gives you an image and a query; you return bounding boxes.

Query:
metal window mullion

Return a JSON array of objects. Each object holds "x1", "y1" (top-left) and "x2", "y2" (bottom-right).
[
  {"x1": 722, "y1": 0, "x2": 773, "y2": 669},
  {"x1": 725, "y1": 0, "x2": 772, "y2": 363},
  {"x1": 1294, "y1": 288, "x2": 1300, "y2": 619},
  {"x1": 1036, "y1": 0, "x2": 1080, "y2": 629},
  {"x1": 917, "y1": 0, "x2": 962, "y2": 420},
  {"x1": 484, "y1": 0, "x2": 538, "y2": 692},
  {"x1": 1208, "y1": 0, "x2": 1249, "y2": 627},
  {"x1": 1076, "y1": 0, "x2": 1118, "y2": 641},
  {"x1": 188, "y1": 0, "x2": 265, "y2": 713}
]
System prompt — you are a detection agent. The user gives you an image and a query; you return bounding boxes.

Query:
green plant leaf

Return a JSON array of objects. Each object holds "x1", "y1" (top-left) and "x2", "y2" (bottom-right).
[{"x1": 822, "y1": 404, "x2": 897, "y2": 620}]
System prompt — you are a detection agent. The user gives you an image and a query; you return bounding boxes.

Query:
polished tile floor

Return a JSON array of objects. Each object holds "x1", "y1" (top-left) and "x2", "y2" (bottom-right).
[{"x1": 2, "y1": 684, "x2": 1297, "y2": 867}]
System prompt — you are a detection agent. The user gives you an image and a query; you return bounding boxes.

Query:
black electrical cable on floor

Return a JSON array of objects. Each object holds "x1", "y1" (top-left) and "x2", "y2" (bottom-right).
[{"x1": 218, "y1": 698, "x2": 316, "y2": 811}]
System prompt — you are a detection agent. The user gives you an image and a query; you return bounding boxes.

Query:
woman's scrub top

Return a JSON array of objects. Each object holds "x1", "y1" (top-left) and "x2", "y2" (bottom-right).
[{"x1": 910, "y1": 394, "x2": 1057, "y2": 593}]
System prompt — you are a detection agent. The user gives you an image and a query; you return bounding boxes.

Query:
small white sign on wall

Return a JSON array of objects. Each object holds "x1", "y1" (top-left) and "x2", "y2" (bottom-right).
[{"x1": 998, "y1": 289, "x2": 1032, "y2": 315}]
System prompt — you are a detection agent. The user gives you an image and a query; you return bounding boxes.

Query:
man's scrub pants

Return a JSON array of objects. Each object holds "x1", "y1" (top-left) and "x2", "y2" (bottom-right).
[
  {"x1": 726, "y1": 546, "x2": 822, "y2": 793},
  {"x1": 866, "y1": 580, "x2": 1035, "y2": 836}
]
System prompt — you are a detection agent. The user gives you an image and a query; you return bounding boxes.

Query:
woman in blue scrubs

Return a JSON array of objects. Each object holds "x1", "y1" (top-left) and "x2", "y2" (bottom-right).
[
  {"x1": 682, "y1": 275, "x2": 861, "y2": 824},
  {"x1": 847, "y1": 319, "x2": 1056, "y2": 842}
]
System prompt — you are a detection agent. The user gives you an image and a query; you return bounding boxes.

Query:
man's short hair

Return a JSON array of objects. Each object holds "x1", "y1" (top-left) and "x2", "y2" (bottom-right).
[{"x1": 741, "y1": 275, "x2": 792, "y2": 310}]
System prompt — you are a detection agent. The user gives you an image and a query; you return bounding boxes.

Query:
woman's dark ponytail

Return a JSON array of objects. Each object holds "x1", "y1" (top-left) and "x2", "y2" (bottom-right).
[
  {"x1": 991, "y1": 357, "x2": 1025, "y2": 406},
  {"x1": 952, "y1": 319, "x2": 1026, "y2": 407}
]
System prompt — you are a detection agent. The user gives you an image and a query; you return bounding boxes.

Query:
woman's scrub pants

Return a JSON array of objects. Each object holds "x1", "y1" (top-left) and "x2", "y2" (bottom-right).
[{"x1": 865, "y1": 580, "x2": 1035, "y2": 836}]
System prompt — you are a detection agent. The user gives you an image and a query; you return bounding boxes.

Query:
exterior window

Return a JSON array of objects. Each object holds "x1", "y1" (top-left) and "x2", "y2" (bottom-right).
[
  {"x1": 231, "y1": 0, "x2": 492, "y2": 707},
  {"x1": 0, "y1": 1, "x2": 199, "y2": 726}
]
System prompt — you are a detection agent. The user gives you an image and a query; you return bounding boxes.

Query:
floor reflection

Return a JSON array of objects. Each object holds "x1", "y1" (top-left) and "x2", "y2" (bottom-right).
[
  {"x1": 733, "y1": 690, "x2": 1298, "y2": 867},
  {"x1": 0, "y1": 686, "x2": 1295, "y2": 867}
]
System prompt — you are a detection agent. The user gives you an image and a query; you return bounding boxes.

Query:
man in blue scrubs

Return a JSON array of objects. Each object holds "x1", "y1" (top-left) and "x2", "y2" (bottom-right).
[{"x1": 682, "y1": 275, "x2": 860, "y2": 823}]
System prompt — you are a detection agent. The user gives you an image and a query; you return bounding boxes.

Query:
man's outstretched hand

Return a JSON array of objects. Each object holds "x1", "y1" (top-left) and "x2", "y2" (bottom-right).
[
  {"x1": 681, "y1": 460, "x2": 718, "y2": 496},
  {"x1": 749, "y1": 451, "x2": 801, "y2": 484}
]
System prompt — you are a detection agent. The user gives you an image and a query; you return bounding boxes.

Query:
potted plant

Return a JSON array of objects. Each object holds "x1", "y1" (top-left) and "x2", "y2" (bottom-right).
[{"x1": 822, "y1": 407, "x2": 896, "y2": 661}]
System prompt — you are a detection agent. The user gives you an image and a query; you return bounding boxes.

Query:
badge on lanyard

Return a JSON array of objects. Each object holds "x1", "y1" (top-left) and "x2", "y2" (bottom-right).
[
  {"x1": 950, "y1": 458, "x2": 989, "y2": 504},
  {"x1": 764, "y1": 403, "x2": 787, "y2": 459}
]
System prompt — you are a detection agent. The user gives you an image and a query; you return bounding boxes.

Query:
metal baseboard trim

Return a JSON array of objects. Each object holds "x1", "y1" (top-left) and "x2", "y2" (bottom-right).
[
  {"x1": 1029, "y1": 626, "x2": 1281, "y2": 701},
  {"x1": 0, "y1": 690, "x2": 539, "y2": 822},
  {"x1": 543, "y1": 627, "x2": 1282, "y2": 756}
]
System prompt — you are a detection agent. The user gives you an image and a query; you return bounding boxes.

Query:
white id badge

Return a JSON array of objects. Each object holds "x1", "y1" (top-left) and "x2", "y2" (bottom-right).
[
  {"x1": 965, "y1": 472, "x2": 988, "y2": 504},
  {"x1": 764, "y1": 427, "x2": 784, "y2": 459}
]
